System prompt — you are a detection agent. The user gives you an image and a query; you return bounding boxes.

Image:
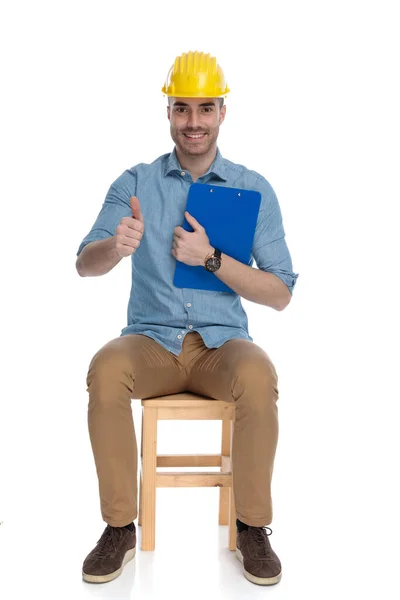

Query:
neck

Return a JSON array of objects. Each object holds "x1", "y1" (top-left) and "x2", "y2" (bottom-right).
[{"x1": 175, "y1": 145, "x2": 218, "y2": 182}]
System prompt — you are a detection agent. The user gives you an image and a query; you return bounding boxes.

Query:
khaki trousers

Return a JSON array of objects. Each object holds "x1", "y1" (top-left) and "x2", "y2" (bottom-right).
[{"x1": 86, "y1": 331, "x2": 279, "y2": 528}]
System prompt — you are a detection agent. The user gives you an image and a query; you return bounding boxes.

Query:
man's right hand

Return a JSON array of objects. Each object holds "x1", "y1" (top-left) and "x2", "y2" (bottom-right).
[{"x1": 115, "y1": 196, "x2": 145, "y2": 258}]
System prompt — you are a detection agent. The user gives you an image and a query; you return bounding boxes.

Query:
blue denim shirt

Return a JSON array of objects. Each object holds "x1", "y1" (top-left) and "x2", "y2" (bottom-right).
[{"x1": 77, "y1": 147, "x2": 299, "y2": 356}]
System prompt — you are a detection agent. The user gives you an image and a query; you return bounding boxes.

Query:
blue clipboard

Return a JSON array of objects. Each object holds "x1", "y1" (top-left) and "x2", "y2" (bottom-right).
[{"x1": 173, "y1": 183, "x2": 262, "y2": 293}]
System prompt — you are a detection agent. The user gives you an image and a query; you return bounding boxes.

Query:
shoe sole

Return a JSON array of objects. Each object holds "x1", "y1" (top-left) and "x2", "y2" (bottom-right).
[
  {"x1": 236, "y1": 547, "x2": 282, "y2": 586},
  {"x1": 82, "y1": 546, "x2": 136, "y2": 583}
]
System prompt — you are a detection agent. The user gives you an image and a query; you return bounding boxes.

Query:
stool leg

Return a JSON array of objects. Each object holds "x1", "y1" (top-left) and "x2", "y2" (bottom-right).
[
  {"x1": 228, "y1": 419, "x2": 237, "y2": 551},
  {"x1": 228, "y1": 486, "x2": 237, "y2": 551},
  {"x1": 138, "y1": 472, "x2": 143, "y2": 526},
  {"x1": 219, "y1": 489, "x2": 229, "y2": 526},
  {"x1": 141, "y1": 406, "x2": 158, "y2": 551},
  {"x1": 138, "y1": 414, "x2": 144, "y2": 527},
  {"x1": 219, "y1": 419, "x2": 231, "y2": 525}
]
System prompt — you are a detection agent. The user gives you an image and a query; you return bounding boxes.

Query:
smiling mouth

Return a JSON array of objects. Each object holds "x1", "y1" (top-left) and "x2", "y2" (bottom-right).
[{"x1": 183, "y1": 133, "x2": 207, "y2": 140}]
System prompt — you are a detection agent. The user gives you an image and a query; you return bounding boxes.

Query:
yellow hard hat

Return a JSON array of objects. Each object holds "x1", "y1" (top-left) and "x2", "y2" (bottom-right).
[{"x1": 162, "y1": 51, "x2": 230, "y2": 98}]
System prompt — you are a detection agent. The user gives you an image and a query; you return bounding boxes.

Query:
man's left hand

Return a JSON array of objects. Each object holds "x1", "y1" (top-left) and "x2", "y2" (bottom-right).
[{"x1": 172, "y1": 211, "x2": 213, "y2": 267}]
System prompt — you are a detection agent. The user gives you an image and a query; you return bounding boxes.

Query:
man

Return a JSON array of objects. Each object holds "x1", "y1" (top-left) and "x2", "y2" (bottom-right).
[{"x1": 76, "y1": 50, "x2": 298, "y2": 586}]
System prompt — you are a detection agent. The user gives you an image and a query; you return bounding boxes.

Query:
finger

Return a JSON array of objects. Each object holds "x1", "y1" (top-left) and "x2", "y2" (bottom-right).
[
  {"x1": 119, "y1": 217, "x2": 144, "y2": 233},
  {"x1": 130, "y1": 196, "x2": 144, "y2": 223},
  {"x1": 118, "y1": 236, "x2": 141, "y2": 248},
  {"x1": 185, "y1": 211, "x2": 202, "y2": 230},
  {"x1": 119, "y1": 227, "x2": 143, "y2": 240},
  {"x1": 174, "y1": 226, "x2": 184, "y2": 238},
  {"x1": 116, "y1": 243, "x2": 135, "y2": 257}
]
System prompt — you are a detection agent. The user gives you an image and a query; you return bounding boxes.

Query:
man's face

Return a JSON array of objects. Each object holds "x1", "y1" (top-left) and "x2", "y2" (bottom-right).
[{"x1": 167, "y1": 97, "x2": 226, "y2": 157}]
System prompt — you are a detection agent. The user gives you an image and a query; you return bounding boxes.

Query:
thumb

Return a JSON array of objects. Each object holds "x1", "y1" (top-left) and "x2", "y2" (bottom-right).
[
  {"x1": 130, "y1": 196, "x2": 144, "y2": 222},
  {"x1": 185, "y1": 211, "x2": 201, "y2": 231}
]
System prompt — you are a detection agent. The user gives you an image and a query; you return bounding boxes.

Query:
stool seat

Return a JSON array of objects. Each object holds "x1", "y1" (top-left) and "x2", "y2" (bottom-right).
[{"x1": 138, "y1": 392, "x2": 236, "y2": 551}]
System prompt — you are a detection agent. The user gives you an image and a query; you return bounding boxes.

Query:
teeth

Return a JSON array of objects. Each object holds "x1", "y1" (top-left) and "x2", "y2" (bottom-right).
[{"x1": 185, "y1": 134, "x2": 205, "y2": 138}]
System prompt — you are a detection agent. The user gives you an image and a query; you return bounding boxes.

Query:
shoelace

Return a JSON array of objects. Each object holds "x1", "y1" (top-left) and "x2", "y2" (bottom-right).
[
  {"x1": 95, "y1": 525, "x2": 123, "y2": 559},
  {"x1": 249, "y1": 526, "x2": 273, "y2": 559}
]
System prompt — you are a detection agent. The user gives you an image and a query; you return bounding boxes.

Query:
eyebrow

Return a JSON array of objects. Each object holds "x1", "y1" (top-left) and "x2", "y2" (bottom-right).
[{"x1": 172, "y1": 101, "x2": 216, "y2": 107}]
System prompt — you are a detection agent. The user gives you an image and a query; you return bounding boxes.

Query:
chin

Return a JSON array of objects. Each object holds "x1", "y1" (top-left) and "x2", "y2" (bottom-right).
[
  {"x1": 184, "y1": 146, "x2": 208, "y2": 156},
  {"x1": 179, "y1": 141, "x2": 211, "y2": 156}
]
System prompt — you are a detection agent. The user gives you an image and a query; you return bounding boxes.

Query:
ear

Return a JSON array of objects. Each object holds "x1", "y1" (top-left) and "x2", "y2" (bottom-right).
[
  {"x1": 167, "y1": 105, "x2": 171, "y2": 121},
  {"x1": 219, "y1": 104, "x2": 226, "y2": 125}
]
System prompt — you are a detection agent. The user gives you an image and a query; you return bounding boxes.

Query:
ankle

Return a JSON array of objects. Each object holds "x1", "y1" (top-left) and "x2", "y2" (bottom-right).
[
  {"x1": 111, "y1": 522, "x2": 135, "y2": 532},
  {"x1": 236, "y1": 519, "x2": 249, "y2": 532}
]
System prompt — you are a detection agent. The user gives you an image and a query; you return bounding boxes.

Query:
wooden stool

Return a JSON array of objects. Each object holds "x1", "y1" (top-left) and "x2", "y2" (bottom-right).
[{"x1": 138, "y1": 392, "x2": 236, "y2": 551}]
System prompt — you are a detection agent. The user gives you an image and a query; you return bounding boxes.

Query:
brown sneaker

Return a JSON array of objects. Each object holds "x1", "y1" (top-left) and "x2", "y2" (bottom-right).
[
  {"x1": 82, "y1": 524, "x2": 136, "y2": 583},
  {"x1": 236, "y1": 526, "x2": 282, "y2": 586}
]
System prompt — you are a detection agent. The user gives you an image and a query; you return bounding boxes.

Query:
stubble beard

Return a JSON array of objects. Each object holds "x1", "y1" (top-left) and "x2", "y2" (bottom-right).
[{"x1": 172, "y1": 127, "x2": 219, "y2": 157}]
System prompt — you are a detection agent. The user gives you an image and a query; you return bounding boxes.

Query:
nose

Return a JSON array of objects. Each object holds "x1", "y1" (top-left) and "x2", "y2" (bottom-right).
[{"x1": 187, "y1": 111, "x2": 200, "y2": 129}]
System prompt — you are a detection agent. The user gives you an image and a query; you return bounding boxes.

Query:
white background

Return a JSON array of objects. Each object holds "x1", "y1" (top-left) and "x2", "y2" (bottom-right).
[{"x1": 1, "y1": 0, "x2": 399, "y2": 598}]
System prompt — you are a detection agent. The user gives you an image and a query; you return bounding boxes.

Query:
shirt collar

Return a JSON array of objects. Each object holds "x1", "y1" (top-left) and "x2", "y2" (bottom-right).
[{"x1": 163, "y1": 146, "x2": 227, "y2": 182}]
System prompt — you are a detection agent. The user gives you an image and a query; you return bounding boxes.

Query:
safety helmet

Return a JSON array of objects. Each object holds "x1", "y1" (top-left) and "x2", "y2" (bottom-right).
[{"x1": 161, "y1": 51, "x2": 230, "y2": 98}]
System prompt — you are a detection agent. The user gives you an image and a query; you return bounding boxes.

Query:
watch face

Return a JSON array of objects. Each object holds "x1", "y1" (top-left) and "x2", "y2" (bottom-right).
[{"x1": 206, "y1": 257, "x2": 221, "y2": 272}]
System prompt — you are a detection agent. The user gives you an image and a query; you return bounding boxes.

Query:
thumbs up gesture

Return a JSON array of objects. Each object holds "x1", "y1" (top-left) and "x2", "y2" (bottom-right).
[{"x1": 115, "y1": 196, "x2": 145, "y2": 258}]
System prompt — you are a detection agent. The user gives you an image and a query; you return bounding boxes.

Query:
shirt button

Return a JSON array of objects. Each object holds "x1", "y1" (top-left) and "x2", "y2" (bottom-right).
[
  {"x1": 177, "y1": 335, "x2": 182, "y2": 339},
  {"x1": 187, "y1": 303, "x2": 191, "y2": 307},
  {"x1": 181, "y1": 171, "x2": 185, "y2": 176},
  {"x1": 181, "y1": 330, "x2": 185, "y2": 334},
  {"x1": 189, "y1": 325, "x2": 193, "y2": 329}
]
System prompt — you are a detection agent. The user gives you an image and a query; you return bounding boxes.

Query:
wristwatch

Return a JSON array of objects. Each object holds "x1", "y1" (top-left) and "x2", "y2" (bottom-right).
[{"x1": 204, "y1": 247, "x2": 222, "y2": 272}]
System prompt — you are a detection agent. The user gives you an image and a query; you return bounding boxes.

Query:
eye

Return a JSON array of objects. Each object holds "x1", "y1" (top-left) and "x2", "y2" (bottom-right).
[{"x1": 202, "y1": 107, "x2": 213, "y2": 113}]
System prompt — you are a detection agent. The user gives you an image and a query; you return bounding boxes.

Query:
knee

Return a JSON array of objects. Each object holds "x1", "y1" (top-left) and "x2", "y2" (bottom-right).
[
  {"x1": 86, "y1": 341, "x2": 133, "y2": 395},
  {"x1": 234, "y1": 354, "x2": 279, "y2": 404}
]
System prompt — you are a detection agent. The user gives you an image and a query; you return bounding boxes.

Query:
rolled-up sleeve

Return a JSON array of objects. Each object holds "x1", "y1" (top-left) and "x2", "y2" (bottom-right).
[
  {"x1": 251, "y1": 177, "x2": 299, "y2": 294},
  {"x1": 76, "y1": 170, "x2": 137, "y2": 256}
]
